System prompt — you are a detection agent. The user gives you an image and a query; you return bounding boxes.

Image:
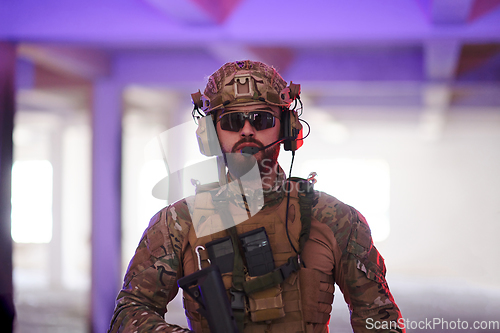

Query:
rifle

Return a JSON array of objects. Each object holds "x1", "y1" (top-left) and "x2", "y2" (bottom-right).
[{"x1": 178, "y1": 264, "x2": 240, "y2": 333}]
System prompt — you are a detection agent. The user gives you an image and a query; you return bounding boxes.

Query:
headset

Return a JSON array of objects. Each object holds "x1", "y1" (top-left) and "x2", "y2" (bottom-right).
[
  {"x1": 191, "y1": 81, "x2": 304, "y2": 157},
  {"x1": 281, "y1": 103, "x2": 303, "y2": 152},
  {"x1": 195, "y1": 114, "x2": 222, "y2": 157}
]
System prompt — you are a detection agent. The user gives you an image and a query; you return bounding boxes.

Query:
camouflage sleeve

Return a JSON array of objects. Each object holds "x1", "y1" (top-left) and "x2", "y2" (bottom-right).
[
  {"x1": 313, "y1": 192, "x2": 404, "y2": 333},
  {"x1": 108, "y1": 205, "x2": 192, "y2": 333},
  {"x1": 339, "y1": 208, "x2": 404, "y2": 333}
]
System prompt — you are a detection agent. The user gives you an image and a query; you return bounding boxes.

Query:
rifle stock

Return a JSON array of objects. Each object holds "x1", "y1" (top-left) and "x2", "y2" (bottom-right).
[{"x1": 178, "y1": 265, "x2": 240, "y2": 333}]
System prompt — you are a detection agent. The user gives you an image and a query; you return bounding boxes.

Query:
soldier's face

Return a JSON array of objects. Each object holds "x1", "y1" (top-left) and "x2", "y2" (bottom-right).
[{"x1": 216, "y1": 103, "x2": 281, "y2": 175}]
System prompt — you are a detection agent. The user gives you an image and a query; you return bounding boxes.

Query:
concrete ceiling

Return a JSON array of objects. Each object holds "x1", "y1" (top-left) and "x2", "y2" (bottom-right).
[{"x1": 2, "y1": 0, "x2": 500, "y2": 111}]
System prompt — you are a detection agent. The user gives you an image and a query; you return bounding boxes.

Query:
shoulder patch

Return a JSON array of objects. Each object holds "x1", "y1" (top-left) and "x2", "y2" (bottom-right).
[
  {"x1": 312, "y1": 191, "x2": 354, "y2": 250},
  {"x1": 354, "y1": 211, "x2": 372, "y2": 249},
  {"x1": 146, "y1": 224, "x2": 168, "y2": 258},
  {"x1": 346, "y1": 220, "x2": 372, "y2": 257}
]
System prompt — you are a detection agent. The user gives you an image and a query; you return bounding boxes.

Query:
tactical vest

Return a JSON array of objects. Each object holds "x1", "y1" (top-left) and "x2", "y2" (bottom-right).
[{"x1": 181, "y1": 180, "x2": 333, "y2": 333}]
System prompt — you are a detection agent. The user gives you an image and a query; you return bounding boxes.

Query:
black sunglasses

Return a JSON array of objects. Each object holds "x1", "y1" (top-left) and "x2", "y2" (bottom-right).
[{"x1": 217, "y1": 111, "x2": 277, "y2": 132}]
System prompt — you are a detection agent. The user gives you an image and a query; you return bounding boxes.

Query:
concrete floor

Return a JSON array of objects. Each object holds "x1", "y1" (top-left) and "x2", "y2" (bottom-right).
[{"x1": 13, "y1": 275, "x2": 500, "y2": 333}]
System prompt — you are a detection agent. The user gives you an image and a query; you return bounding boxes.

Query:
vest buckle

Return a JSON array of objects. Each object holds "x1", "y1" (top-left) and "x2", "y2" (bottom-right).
[
  {"x1": 230, "y1": 288, "x2": 246, "y2": 311},
  {"x1": 279, "y1": 256, "x2": 301, "y2": 280}
]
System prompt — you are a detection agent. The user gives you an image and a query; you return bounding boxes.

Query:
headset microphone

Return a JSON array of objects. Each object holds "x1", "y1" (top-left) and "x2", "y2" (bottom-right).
[
  {"x1": 240, "y1": 137, "x2": 294, "y2": 156},
  {"x1": 241, "y1": 146, "x2": 261, "y2": 156}
]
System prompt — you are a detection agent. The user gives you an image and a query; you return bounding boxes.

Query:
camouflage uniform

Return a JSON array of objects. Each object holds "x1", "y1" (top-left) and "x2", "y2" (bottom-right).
[{"x1": 108, "y1": 171, "x2": 404, "y2": 333}]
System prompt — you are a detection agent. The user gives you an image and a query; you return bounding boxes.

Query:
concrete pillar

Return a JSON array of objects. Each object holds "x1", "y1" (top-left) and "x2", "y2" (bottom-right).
[
  {"x1": 49, "y1": 120, "x2": 64, "y2": 288},
  {"x1": 0, "y1": 42, "x2": 16, "y2": 332},
  {"x1": 91, "y1": 78, "x2": 122, "y2": 333}
]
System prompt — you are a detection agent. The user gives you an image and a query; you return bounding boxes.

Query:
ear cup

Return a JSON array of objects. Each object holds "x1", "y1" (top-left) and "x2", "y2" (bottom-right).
[
  {"x1": 281, "y1": 109, "x2": 303, "y2": 151},
  {"x1": 196, "y1": 116, "x2": 222, "y2": 156}
]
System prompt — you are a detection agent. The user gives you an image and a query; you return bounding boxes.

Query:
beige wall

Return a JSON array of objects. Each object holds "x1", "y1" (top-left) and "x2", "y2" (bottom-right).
[{"x1": 295, "y1": 107, "x2": 500, "y2": 288}]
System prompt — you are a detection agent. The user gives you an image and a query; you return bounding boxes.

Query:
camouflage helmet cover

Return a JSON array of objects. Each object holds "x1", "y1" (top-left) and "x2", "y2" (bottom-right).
[{"x1": 192, "y1": 60, "x2": 300, "y2": 115}]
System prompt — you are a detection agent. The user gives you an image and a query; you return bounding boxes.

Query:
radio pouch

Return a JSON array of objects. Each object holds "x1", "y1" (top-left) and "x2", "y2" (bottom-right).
[
  {"x1": 239, "y1": 227, "x2": 274, "y2": 276},
  {"x1": 206, "y1": 236, "x2": 234, "y2": 274},
  {"x1": 239, "y1": 227, "x2": 285, "y2": 322}
]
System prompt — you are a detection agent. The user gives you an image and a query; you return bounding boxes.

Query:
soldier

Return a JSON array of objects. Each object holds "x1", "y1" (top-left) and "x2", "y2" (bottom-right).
[{"x1": 108, "y1": 60, "x2": 404, "y2": 333}]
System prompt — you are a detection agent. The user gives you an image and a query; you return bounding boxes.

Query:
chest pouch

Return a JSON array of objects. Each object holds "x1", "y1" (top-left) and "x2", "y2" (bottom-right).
[
  {"x1": 240, "y1": 227, "x2": 275, "y2": 276},
  {"x1": 240, "y1": 227, "x2": 285, "y2": 322},
  {"x1": 206, "y1": 236, "x2": 234, "y2": 274}
]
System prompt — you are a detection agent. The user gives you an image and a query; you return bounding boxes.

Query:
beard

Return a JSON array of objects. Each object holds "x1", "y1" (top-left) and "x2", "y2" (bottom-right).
[
  {"x1": 223, "y1": 138, "x2": 280, "y2": 180},
  {"x1": 258, "y1": 143, "x2": 280, "y2": 176}
]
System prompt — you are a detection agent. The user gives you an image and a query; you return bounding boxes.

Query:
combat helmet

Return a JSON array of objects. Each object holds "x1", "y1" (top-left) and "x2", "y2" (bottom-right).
[{"x1": 191, "y1": 60, "x2": 300, "y2": 116}]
